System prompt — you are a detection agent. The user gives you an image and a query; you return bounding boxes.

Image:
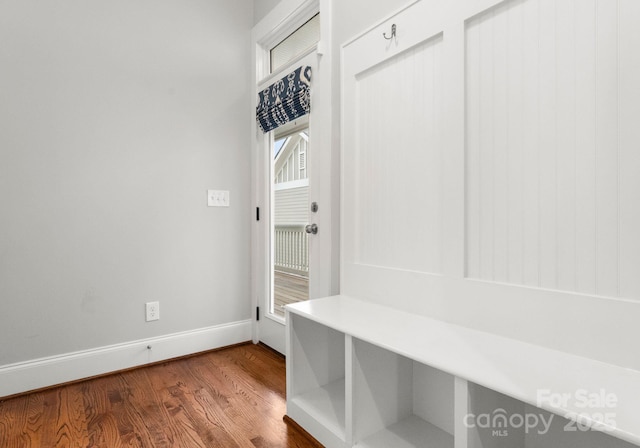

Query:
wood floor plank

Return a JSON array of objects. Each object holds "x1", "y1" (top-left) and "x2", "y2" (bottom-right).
[
  {"x1": 189, "y1": 352, "x2": 286, "y2": 447},
  {"x1": 171, "y1": 362, "x2": 250, "y2": 447},
  {"x1": 39, "y1": 386, "x2": 90, "y2": 448},
  {"x1": 23, "y1": 393, "x2": 45, "y2": 447},
  {"x1": 0, "y1": 395, "x2": 36, "y2": 447},
  {"x1": 115, "y1": 369, "x2": 172, "y2": 448},
  {"x1": 143, "y1": 361, "x2": 215, "y2": 447},
  {"x1": 184, "y1": 353, "x2": 268, "y2": 446},
  {"x1": 0, "y1": 343, "x2": 321, "y2": 448}
]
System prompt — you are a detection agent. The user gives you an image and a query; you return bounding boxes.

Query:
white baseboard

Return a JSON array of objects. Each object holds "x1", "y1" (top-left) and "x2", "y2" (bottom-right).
[{"x1": 0, "y1": 319, "x2": 252, "y2": 398}]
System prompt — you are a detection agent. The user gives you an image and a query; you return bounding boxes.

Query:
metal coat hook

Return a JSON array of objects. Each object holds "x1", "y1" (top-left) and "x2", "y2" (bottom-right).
[{"x1": 383, "y1": 24, "x2": 396, "y2": 41}]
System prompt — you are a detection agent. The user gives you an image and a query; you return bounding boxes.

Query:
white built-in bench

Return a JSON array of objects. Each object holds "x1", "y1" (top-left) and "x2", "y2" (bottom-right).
[{"x1": 285, "y1": 295, "x2": 640, "y2": 448}]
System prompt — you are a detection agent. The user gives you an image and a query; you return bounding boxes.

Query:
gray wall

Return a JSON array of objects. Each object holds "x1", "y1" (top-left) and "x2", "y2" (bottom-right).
[
  {"x1": 254, "y1": 0, "x2": 282, "y2": 25},
  {"x1": 0, "y1": 0, "x2": 253, "y2": 365}
]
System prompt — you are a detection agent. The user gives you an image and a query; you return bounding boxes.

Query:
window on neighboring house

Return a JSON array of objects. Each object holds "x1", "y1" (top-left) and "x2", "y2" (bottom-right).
[{"x1": 270, "y1": 13, "x2": 320, "y2": 74}]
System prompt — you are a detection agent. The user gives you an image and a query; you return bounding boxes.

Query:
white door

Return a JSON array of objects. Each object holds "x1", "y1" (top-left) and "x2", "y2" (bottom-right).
[{"x1": 253, "y1": 51, "x2": 335, "y2": 354}]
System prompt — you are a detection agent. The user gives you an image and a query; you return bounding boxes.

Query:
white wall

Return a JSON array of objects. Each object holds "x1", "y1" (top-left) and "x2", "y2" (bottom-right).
[{"x1": 0, "y1": 0, "x2": 252, "y2": 370}]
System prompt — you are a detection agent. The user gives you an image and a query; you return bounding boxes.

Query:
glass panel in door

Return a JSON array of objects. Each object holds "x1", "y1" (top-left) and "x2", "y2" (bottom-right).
[{"x1": 271, "y1": 124, "x2": 310, "y2": 318}]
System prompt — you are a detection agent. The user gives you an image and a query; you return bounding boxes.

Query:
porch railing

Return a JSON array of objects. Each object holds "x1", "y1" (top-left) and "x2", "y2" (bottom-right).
[{"x1": 274, "y1": 225, "x2": 308, "y2": 276}]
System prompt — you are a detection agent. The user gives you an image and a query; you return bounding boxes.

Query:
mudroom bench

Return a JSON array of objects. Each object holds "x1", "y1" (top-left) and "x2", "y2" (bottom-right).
[{"x1": 285, "y1": 295, "x2": 640, "y2": 448}]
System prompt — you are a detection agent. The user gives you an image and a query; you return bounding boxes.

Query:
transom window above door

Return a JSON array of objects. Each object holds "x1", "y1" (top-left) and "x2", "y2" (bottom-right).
[{"x1": 270, "y1": 13, "x2": 319, "y2": 73}]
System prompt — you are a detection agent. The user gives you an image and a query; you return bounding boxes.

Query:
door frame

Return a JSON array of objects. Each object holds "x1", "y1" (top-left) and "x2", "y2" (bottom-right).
[{"x1": 250, "y1": 0, "x2": 337, "y2": 354}]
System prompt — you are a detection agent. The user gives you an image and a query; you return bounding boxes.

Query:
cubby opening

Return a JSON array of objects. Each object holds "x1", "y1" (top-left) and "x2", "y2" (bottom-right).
[
  {"x1": 467, "y1": 384, "x2": 637, "y2": 448},
  {"x1": 289, "y1": 315, "x2": 346, "y2": 441},
  {"x1": 352, "y1": 338, "x2": 454, "y2": 448},
  {"x1": 466, "y1": 383, "x2": 526, "y2": 448},
  {"x1": 523, "y1": 405, "x2": 638, "y2": 448}
]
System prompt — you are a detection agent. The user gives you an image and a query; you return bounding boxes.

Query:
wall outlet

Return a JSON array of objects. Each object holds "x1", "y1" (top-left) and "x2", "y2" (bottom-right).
[
  {"x1": 145, "y1": 301, "x2": 160, "y2": 322},
  {"x1": 207, "y1": 190, "x2": 230, "y2": 207}
]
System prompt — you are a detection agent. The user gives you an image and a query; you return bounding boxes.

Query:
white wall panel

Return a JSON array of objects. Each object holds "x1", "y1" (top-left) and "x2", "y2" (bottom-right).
[
  {"x1": 618, "y1": 0, "x2": 640, "y2": 299},
  {"x1": 341, "y1": 0, "x2": 640, "y2": 369},
  {"x1": 465, "y1": 0, "x2": 640, "y2": 300},
  {"x1": 555, "y1": 0, "x2": 577, "y2": 293},
  {"x1": 521, "y1": 0, "x2": 541, "y2": 288},
  {"x1": 505, "y1": 0, "x2": 525, "y2": 286},
  {"x1": 594, "y1": 0, "x2": 620, "y2": 298},
  {"x1": 574, "y1": 0, "x2": 598, "y2": 295},
  {"x1": 354, "y1": 36, "x2": 444, "y2": 274}
]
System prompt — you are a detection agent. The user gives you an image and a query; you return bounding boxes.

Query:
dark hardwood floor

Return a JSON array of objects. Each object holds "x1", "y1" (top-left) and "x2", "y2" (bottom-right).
[{"x1": 0, "y1": 343, "x2": 321, "y2": 448}]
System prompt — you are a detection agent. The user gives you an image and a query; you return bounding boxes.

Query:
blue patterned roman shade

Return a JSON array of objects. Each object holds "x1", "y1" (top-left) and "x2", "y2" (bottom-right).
[{"x1": 256, "y1": 66, "x2": 312, "y2": 133}]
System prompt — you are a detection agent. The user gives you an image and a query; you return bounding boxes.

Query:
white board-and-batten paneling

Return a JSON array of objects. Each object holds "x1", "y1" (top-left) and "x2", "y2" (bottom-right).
[
  {"x1": 465, "y1": 0, "x2": 640, "y2": 300},
  {"x1": 342, "y1": 0, "x2": 640, "y2": 371},
  {"x1": 354, "y1": 33, "x2": 443, "y2": 275}
]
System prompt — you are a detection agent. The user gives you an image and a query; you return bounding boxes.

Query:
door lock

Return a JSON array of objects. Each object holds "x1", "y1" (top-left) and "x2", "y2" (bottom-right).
[{"x1": 305, "y1": 223, "x2": 318, "y2": 235}]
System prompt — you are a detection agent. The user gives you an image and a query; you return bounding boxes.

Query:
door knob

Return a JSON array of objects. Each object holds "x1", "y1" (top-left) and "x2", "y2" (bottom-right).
[{"x1": 305, "y1": 223, "x2": 318, "y2": 235}]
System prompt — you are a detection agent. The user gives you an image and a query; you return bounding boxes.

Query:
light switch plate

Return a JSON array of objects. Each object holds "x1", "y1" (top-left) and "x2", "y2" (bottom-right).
[{"x1": 207, "y1": 190, "x2": 230, "y2": 207}]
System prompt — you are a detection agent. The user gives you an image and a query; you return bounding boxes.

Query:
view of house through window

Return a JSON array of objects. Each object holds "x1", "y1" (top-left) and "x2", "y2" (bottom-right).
[{"x1": 271, "y1": 127, "x2": 310, "y2": 317}]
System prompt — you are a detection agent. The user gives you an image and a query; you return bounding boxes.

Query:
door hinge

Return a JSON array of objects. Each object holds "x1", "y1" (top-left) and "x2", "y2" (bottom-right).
[
  {"x1": 256, "y1": 306, "x2": 260, "y2": 321},
  {"x1": 256, "y1": 207, "x2": 260, "y2": 221}
]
